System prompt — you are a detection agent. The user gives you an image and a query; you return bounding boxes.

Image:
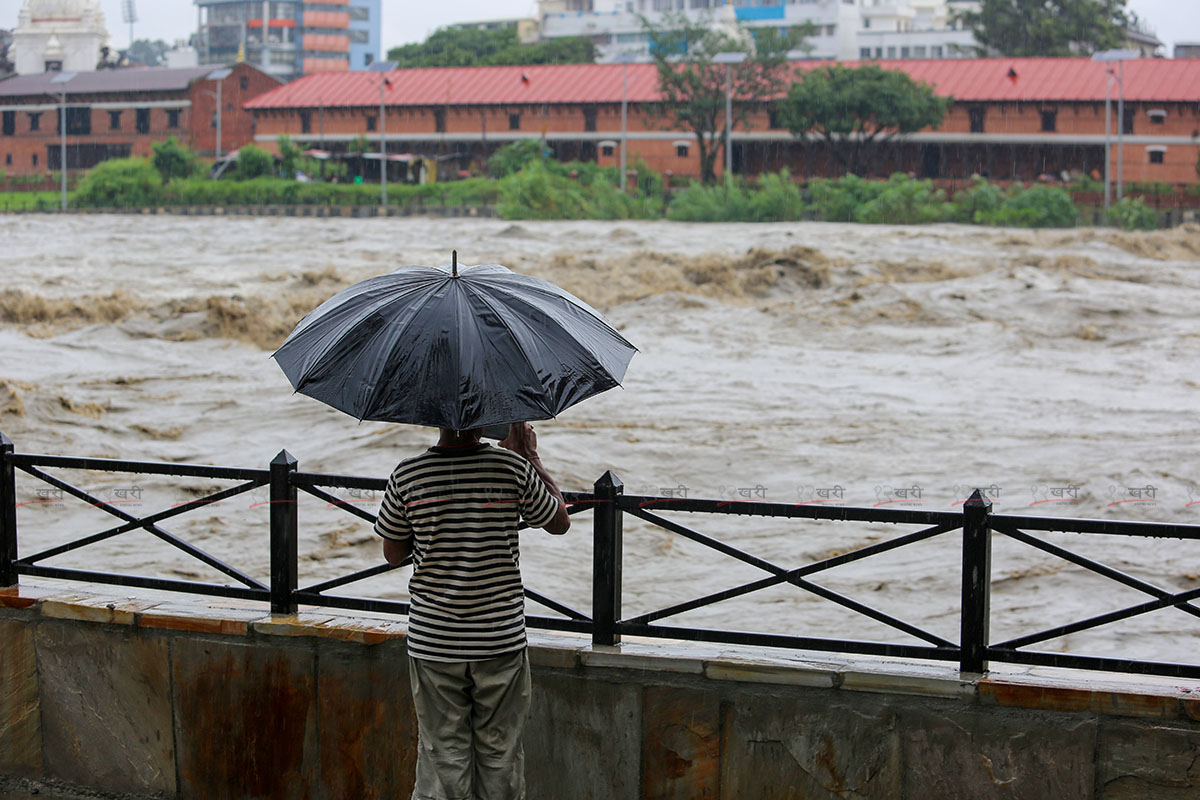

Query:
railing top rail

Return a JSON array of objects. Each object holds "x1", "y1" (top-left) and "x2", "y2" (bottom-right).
[
  {"x1": 992, "y1": 513, "x2": 1200, "y2": 540},
  {"x1": 292, "y1": 471, "x2": 387, "y2": 492},
  {"x1": 12, "y1": 452, "x2": 268, "y2": 483},
  {"x1": 613, "y1": 494, "x2": 963, "y2": 526}
]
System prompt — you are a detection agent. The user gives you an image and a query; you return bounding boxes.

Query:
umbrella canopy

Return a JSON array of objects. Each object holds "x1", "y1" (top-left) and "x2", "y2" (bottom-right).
[{"x1": 272, "y1": 258, "x2": 637, "y2": 430}]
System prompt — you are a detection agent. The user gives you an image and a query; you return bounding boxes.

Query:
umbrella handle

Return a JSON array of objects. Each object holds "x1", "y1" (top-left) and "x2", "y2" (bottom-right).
[{"x1": 452, "y1": 250, "x2": 458, "y2": 278}]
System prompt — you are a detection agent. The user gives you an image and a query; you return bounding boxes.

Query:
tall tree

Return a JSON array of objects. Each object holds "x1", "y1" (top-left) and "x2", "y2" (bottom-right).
[
  {"x1": 387, "y1": 27, "x2": 594, "y2": 67},
  {"x1": 642, "y1": 12, "x2": 811, "y2": 185},
  {"x1": 777, "y1": 64, "x2": 951, "y2": 176},
  {"x1": 959, "y1": 0, "x2": 1131, "y2": 57},
  {"x1": 126, "y1": 38, "x2": 169, "y2": 67}
]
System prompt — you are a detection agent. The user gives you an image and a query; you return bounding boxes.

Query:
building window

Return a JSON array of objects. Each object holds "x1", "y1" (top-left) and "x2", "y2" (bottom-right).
[
  {"x1": 886, "y1": 46, "x2": 896, "y2": 58},
  {"x1": 136, "y1": 108, "x2": 151, "y2": 134},
  {"x1": 300, "y1": 111, "x2": 312, "y2": 133},
  {"x1": 969, "y1": 107, "x2": 985, "y2": 133},
  {"x1": 863, "y1": 17, "x2": 870, "y2": 28},
  {"x1": 1, "y1": 111, "x2": 15, "y2": 136},
  {"x1": 108, "y1": 111, "x2": 122, "y2": 130},
  {"x1": 240, "y1": 76, "x2": 249, "y2": 90},
  {"x1": 676, "y1": 143, "x2": 689, "y2": 157},
  {"x1": 59, "y1": 107, "x2": 91, "y2": 135},
  {"x1": 4, "y1": 154, "x2": 10, "y2": 166},
  {"x1": 44, "y1": 59, "x2": 62, "y2": 72},
  {"x1": 32, "y1": 153, "x2": 38, "y2": 167},
  {"x1": 931, "y1": 45, "x2": 943, "y2": 58},
  {"x1": 1148, "y1": 149, "x2": 1165, "y2": 164},
  {"x1": 167, "y1": 109, "x2": 182, "y2": 129},
  {"x1": 900, "y1": 46, "x2": 910, "y2": 58},
  {"x1": 1121, "y1": 108, "x2": 1134, "y2": 135},
  {"x1": 860, "y1": 47, "x2": 871, "y2": 58},
  {"x1": 366, "y1": 115, "x2": 377, "y2": 131},
  {"x1": 434, "y1": 109, "x2": 446, "y2": 133},
  {"x1": 584, "y1": 107, "x2": 597, "y2": 132},
  {"x1": 509, "y1": 113, "x2": 520, "y2": 130},
  {"x1": 1148, "y1": 109, "x2": 1166, "y2": 125},
  {"x1": 28, "y1": 112, "x2": 41, "y2": 131},
  {"x1": 913, "y1": 45, "x2": 926, "y2": 57},
  {"x1": 601, "y1": 143, "x2": 615, "y2": 156},
  {"x1": 825, "y1": 25, "x2": 835, "y2": 36},
  {"x1": 1040, "y1": 110, "x2": 1056, "y2": 132}
]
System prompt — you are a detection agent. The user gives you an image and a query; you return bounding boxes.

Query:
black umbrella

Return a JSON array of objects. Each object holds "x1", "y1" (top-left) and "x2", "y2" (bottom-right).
[{"x1": 272, "y1": 254, "x2": 637, "y2": 430}]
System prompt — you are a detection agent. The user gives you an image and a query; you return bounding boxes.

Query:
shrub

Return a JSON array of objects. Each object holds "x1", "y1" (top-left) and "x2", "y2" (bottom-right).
[
  {"x1": 73, "y1": 157, "x2": 163, "y2": 207},
  {"x1": 233, "y1": 144, "x2": 274, "y2": 180},
  {"x1": 854, "y1": 173, "x2": 954, "y2": 224},
  {"x1": 1110, "y1": 197, "x2": 1158, "y2": 230},
  {"x1": 488, "y1": 139, "x2": 546, "y2": 179},
  {"x1": 277, "y1": 135, "x2": 302, "y2": 179},
  {"x1": 975, "y1": 184, "x2": 1077, "y2": 228},
  {"x1": 151, "y1": 136, "x2": 201, "y2": 183},
  {"x1": 804, "y1": 175, "x2": 882, "y2": 222},
  {"x1": 952, "y1": 176, "x2": 1006, "y2": 223}
]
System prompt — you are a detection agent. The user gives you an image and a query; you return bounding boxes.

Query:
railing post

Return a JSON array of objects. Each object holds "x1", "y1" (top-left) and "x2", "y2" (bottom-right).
[
  {"x1": 270, "y1": 449, "x2": 298, "y2": 614},
  {"x1": 960, "y1": 488, "x2": 993, "y2": 674},
  {"x1": 1, "y1": 433, "x2": 17, "y2": 587},
  {"x1": 592, "y1": 471, "x2": 623, "y2": 646}
]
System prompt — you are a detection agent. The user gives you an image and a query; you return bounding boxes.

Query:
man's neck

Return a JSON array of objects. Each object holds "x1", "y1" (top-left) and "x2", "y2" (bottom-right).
[{"x1": 437, "y1": 430, "x2": 483, "y2": 449}]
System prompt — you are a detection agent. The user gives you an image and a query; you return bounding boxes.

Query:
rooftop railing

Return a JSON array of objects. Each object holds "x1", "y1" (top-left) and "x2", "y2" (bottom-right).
[{"x1": 4, "y1": 432, "x2": 1199, "y2": 680}]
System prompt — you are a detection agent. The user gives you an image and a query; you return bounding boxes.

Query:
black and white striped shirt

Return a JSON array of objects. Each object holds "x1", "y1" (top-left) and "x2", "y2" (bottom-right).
[{"x1": 374, "y1": 443, "x2": 559, "y2": 662}]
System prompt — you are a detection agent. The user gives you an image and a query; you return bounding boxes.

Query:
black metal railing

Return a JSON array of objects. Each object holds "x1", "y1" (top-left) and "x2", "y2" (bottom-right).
[{"x1": 3, "y1": 432, "x2": 1200, "y2": 680}]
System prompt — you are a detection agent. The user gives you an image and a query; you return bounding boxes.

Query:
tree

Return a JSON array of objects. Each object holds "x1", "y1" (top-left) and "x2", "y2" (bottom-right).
[
  {"x1": 777, "y1": 64, "x2": 951, "y2": 176},
  {"x1": 151, "y1": 136, "x2": 199, "y2": 183},
  {"x1": 233, "y1": 144, "x2": 274, "y2": 180},
  {"x1": 276, "y1": 135, "x2": 302, "y2": 179},
  {"x1": 958, "y1": 0, "x2": 1131, "y2": 57},
  {"x1": 126, "y1": 38, "x2": 170, "y2": 67},
  {"x1": 387, "y1": 27, "x2": 594, "y2": 67},
  {"x1": 642, "y1": 12, "x2": 811, "y2": 185}
]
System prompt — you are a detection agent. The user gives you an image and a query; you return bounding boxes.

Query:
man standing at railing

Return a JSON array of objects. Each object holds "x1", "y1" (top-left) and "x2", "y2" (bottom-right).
[{"x1": 376, "y1": 422, "x2": 571, "y2": 800}]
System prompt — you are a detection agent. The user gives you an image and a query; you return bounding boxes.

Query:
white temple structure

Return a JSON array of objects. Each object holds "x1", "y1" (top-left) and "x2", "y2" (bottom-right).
[{"x1": 12, "y1": 0, "x2": 109, "y2": 74}]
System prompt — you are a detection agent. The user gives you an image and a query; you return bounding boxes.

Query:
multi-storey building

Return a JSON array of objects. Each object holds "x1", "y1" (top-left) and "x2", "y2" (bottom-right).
[
  {"x1": 243, "y1": 58, "x2": 1200, "y2": 186},
  {"x1": 537, "y1": 0, "x2": 977, "y2": 63},
  {"x1": 193, "y1": 0, "x2": 381, "y2": 82},
  {"x1": 0, "y1": 62, "x2": 280, "y2": 174},
  {"x1": 11, "y1": 0, "x2": 108, "y2": 75}
]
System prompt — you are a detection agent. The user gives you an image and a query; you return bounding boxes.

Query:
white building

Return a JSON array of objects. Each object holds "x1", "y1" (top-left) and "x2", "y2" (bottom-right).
[
  {"x1": 12, "y1": 0, "x2": 109, "y2": 75},
  {"x1": 538, "y1": 0, "x2": 978, "y2": 63}
]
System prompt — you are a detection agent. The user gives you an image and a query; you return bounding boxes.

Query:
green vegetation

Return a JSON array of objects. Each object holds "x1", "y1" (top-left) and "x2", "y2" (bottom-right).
[
  {"x1": 387, "y1": 27, "x2": 594, "y2": 68},
  {"x1": 1109, "y1": 197, "x2": 1158, "y2": 230},
  {"x1": 497, "y1": 156, "x2": 663, "y2": 220},
  {"x1": 232, "y1": 144, "x2": 275, "y2": 180},
  {"x1": 151, "y1": 136, "x2": 203, "y2": 183},
  {"x1": 777, "y1": 65, "x2": 951, "y2": 176},
  {"x1": 0, "y1": 191, "x2": 61, "y2": 210},
  {"x1": 73, "y1": 157, "x2": 163, "y2": 208},
  {"x1": 957, "y1": 0, "x2": 1131, "y2": 57}
]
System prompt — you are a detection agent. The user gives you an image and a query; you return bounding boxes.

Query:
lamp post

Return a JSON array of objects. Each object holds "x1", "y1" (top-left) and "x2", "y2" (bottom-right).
[
  {"x1": 1091, "y1": 49, "x2": 1138, "y2": 219},
  {"x1": 379, "y1": 75, "x2": 392, "y2": 207},
  {"x1": 50, "y1": 71, "x2": 75, "y2": 210},
  {"x1": 205, "y1": 68, "x2": 233, "y2": 160},
  {"x1": 713, "y1": 52, "x2": 747, "y2": 184},
  {"x1": 611, "y1": 51, "x2": 639, "y2": 193}
]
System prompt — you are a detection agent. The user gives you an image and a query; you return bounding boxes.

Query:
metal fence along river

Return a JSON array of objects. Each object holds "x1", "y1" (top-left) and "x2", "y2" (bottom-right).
[{"x1": 4, "y1": 432, "x2": 1200, "y2": 680}]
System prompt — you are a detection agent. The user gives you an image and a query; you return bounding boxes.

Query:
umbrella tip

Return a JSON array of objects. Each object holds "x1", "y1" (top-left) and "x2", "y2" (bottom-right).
[{"x1": 452, "y1": 250, "x2": 458, "y2": 278}]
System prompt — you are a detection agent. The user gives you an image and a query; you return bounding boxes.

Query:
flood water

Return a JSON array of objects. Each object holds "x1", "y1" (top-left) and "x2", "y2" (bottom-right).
[{"x1": 2, "y1": 214, "x2": 1199, "y2": 666}]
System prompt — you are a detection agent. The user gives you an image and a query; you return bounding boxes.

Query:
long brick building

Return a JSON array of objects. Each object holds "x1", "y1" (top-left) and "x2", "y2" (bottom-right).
[
  {"x1": 243, "y1": 58, "x2": 1200, "y2": 186},
  {"x1": 0, "y1": 63, "x2": 280, "y2": 175}
]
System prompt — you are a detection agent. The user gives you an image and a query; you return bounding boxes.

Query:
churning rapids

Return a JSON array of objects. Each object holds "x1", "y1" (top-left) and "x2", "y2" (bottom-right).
[{"x1": 2, "y1": 214, "x2": 1199, "y2": 667}]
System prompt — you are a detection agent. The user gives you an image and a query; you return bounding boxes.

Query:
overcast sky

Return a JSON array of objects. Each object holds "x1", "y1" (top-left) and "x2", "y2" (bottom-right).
[{"x1": 2, "y1": 0, "x2": 1197, "y2": 56}]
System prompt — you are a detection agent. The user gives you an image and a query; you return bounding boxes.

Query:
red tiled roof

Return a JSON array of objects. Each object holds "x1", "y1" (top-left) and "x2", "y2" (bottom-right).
[{"x1": 244, "y1": 58, "x2": 1200, "y2": 110}]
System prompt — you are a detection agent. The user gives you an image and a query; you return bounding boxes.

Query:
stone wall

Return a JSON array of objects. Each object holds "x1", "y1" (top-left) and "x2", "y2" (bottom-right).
[{"x1": 2, "y1": 581, "x2": 1199, "y2": 800}]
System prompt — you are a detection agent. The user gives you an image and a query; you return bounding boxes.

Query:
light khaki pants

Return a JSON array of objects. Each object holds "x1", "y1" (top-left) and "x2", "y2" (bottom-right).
[{"x1": 408, "y1": 649, "x2": 531, "y2": 800}]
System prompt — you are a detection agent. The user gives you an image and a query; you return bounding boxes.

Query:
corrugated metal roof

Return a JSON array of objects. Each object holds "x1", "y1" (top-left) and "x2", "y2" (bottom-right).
[
  {"x1": 0, "y1": 65, "x2": 230, "y2": 97},
  {"x1": 244, "y1": 57, "x2": 1200, "y2": 110}
]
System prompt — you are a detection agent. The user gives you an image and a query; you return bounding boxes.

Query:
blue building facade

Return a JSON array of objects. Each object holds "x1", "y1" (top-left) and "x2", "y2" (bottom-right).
[{"x1": 349, "y1": 0, "x2": 381, "y2": 69}]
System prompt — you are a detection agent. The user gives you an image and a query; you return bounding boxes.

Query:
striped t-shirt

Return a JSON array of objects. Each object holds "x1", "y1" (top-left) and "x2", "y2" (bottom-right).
[{"x1": 374, "y1": 443, "x2": 560, "y2": 662}]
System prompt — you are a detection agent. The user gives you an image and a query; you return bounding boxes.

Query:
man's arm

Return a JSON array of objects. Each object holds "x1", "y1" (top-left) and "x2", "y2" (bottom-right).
[
  {"x1": 383, "y1": 537, "x2": 412, "y2": 566},
  {"x1": 501, "y1": 422, "x2": 571, "y2": 535}
]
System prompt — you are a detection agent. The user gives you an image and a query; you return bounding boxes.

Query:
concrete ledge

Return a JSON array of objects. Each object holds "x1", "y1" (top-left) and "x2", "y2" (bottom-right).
[{"x1": 3, "y1": 580, "x2": 1200, "y2": 799}]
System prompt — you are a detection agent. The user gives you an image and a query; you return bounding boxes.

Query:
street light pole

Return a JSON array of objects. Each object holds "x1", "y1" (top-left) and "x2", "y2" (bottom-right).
[
  {"x1": 712, "y1": 52, "x2": 747, "y2": 184},
  {"x1": 50, "y1": 71, "x2": 75, "y2": 210},
  {"x1": 1091, "y1": 49, "x2": 1138, "y2": 221},
  {"x1": 620, "y1": 60, "x2": 628, "y2": 192},
  {"x1": 379, "y1": 76, "x2": 390, "y2": 207},
  {"x1": 205, "y1": 68, "x2": 232, "y2": 160}
]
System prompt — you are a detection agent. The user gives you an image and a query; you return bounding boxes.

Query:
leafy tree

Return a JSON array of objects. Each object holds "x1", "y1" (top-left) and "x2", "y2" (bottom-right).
[
  {"x1": 387, "y1": 27, "x2": 594, "y2": 67},
  {"x1": 642, "y1": 12, "x2": 811, "y2": 185},
  {"x1": 277, "y1": 135, "x2": 302, "y2": 179},
  {"x1": 126, "y1": 38, "x2": 170, "y2": 67},
  {"x1": 151, "y1": 136, "x2": 199, "y2": 183},
  {"x1": 957, "y1": 0, "x2": 1130, "y2": 57},
  {"x1": 73, "y1": 158, "x2": 162, "y2": 208},
  {"x1": 777, "y1": 64, "x2": 951, "y2": 176},
  {"x1": 233, "y1": 144, "x2": 274, "y2": 180}
]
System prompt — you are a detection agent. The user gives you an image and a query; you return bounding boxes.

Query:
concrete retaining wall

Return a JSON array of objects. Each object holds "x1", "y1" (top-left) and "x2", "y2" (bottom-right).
[{"x1": 2, "y1": 581, "x2": 1199, "y2": 799}]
